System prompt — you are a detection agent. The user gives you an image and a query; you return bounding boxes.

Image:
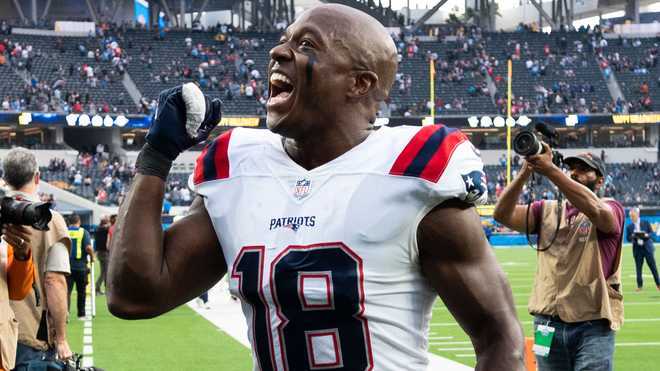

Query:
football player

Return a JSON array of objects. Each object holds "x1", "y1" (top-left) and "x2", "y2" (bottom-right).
[{"x1": 108, "y1": 5, "x2": 524, "y2": 370}]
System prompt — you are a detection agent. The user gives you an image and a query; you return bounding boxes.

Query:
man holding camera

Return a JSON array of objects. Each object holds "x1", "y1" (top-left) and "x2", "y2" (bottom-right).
[
  {"x1": 626, "y1": 207, "x2": 660, "y2": 291},
  {"x1": 3, "y1": 148, "x2": 73, "y2": 368},
  {"x1": 494, "y1": 144, "x2": 624, "y2": 371}
]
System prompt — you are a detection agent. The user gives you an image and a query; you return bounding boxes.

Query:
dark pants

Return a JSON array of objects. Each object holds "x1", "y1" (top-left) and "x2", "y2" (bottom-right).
[
  {"x1": 12, "y1": 342, "x2": 56, "y2": 371},
  {"x1": 534, "y1": 315, "x2": 615, "y2": 371},
  {"x1": 67, "y1": 268, "x2": 88, "y2": 318},
  {"x1": 199, "y1": 291, "x2": 208, "y2": 303},
  {"x1": 95, "y1": 251, "x2": 109, "y2": 292},
  {"x1": 633, "y1": 245, "x2": 660, "y2": 288}
]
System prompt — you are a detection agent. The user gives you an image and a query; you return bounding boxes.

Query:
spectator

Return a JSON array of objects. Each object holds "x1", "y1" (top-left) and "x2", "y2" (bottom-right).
[
  {"x1": 5, "y1": 148, "x2": 73, "y2": 365},
  {"x1": 626, "y1": 207, "x2": 660, "y2": 291}
]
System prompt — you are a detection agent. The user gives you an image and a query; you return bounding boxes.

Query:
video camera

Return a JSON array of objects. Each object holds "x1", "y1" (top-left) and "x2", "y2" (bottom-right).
[
  {"x1": 513, "y1": 122, "x2": 564, "y2": 168},
  {"x1": 0, "y1": 189, "x2": 52, "y2": 231}
]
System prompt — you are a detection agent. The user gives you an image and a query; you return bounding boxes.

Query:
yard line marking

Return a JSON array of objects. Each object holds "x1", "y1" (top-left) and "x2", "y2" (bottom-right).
[
  {"x1": 429, "y1": 341, "x2": 472, "y2": 345},
  {"x1": 616, "y1": 342, "x2": 660, "y2": 347},
  {"x1": 455, "y1": 354, "x2": 475, "y2": 358},
  {"x1": 435, "y1": 302, "x2": 660, "y2": 311},
  {"x1": 83, "y1": 345, "x2": 93, "y2": 355},
  {"x1": 432, "y1": 318, "x2": 660, "y2": 327},
  {"x1": 429, "y1": 336, "x2": 454, "y2": 340},
  {"x1": 82, "y1": 297, "x2": 94, "y2": 368},
  {"x1": 500, "y1": 261, "x2": 530, "y2": 266},
  {"x1": 436, "y1": 347, "x2": 475, "y2": 351}
]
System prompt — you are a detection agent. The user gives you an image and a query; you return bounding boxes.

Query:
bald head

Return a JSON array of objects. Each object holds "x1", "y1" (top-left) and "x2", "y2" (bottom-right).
[{"x1": 295, "y1": 5, "x2": 398, "y2": 101}]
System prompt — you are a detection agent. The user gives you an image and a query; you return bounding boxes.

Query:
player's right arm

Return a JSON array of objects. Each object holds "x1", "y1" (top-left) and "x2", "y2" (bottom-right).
[
  {"x1": 107, "y1": 186, "x2": 225, "y2": 319},
  {"x1": 419, "y1": 199, "x2": 525, "y2": 371},
  {"x1": 107, "y1": 83, "x2": 225, "y2": 319},
  {"x1": 493, "y1": 161, "x2": 536, "y2": 233}
]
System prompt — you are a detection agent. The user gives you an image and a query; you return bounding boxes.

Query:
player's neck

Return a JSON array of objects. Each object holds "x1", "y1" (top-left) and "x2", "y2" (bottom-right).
[{"x1": 283, "y1": 123, "x2": 374, "y2": 170}]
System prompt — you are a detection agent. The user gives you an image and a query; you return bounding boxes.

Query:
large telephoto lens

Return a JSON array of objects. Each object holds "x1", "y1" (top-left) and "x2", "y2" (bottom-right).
[
  {"x1": 0, "y1": 197, "x2": 52, "y2": 231},
  {"x1": 513, "y1": 130, "x2": 543, "y2": 157}
]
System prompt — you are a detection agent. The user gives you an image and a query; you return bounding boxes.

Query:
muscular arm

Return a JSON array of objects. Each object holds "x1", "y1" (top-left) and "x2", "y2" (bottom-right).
[
  {"x1": 107, "y1": 174, "x2": 226, "y2": 319},
  {"x1": 44, "y1": 271, "x2": 69, "y2": 345},
  {"x1": 544, "y1": 167, "x2": 619, "y2": 234},
  {"x1": 418, "y1": 199, "x2": 524, "y2": 371},
  {"x1": 493, "y1": 163, "x2": 536, "y2": 233}
]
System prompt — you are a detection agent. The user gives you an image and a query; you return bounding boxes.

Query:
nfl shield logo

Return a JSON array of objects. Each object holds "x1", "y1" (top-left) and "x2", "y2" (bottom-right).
[{"x1": 293, "y1": 179, "x2": 312, "y2": 200}]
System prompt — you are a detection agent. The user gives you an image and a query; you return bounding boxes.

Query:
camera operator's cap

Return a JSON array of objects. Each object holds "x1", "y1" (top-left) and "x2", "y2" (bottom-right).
[{"x1": 564, "y1": 153, "x2": 606, "y2": 177}]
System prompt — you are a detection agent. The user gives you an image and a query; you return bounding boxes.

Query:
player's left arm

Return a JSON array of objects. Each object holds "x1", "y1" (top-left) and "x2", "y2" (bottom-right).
[{"x1": 418, "y1": 198, "x2": 525, "y2": 371}]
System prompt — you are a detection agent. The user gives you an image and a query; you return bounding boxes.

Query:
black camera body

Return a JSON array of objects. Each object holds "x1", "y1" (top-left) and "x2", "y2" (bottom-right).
[
  {"x1": 632, "y1": 231, "x2": 649, "y2": 240},
  {"x1": 0, "y1": 189, "x2": 52, "y2": 231},
  {"x1": 513, "y1": 122, "x2": 564, "y2": 167}
]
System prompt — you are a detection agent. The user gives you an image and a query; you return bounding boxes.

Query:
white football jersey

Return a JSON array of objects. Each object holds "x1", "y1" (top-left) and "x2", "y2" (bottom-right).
[{"x1": 193, "y1": 125, "x2": 486, "y2": 371}]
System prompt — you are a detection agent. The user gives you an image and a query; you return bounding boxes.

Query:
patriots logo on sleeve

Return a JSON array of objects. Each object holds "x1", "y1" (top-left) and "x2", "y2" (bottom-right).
[{"x1": 461, "y1": 170, "x2": 487, "y2": 203}]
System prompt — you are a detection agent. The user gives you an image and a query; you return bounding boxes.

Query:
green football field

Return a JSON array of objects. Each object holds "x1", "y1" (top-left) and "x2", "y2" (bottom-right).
[{"x1": 66, "y1": 245, "x2": 659, "y2": 370}]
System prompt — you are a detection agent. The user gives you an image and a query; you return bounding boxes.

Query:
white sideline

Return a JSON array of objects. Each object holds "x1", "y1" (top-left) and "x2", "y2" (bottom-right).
[
  {"x1": 82, "y1": 297, "x2": 93, "y2": 367},
  {"x1": 188, "y1": 282, "x2": 473, "y2": 371}
]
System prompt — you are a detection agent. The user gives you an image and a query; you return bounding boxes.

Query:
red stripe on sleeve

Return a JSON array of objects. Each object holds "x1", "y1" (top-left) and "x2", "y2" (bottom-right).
[
  {"x1": 419, "y1": 130, "x2": 468, "y2": 182},
  {"x1": 214, "y1": 129, "x2": 233, "y2": 180},
  {"x1": 193, "y1": 144, "x2": 210, "y2": 185},
  {"x1": 389, "y1": 125, "x2": 440, "y2": 176}
]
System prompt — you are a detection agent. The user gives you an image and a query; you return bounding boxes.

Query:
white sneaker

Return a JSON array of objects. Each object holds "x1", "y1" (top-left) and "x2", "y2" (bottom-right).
[{"x1": 195, "y1": 298, "x2": 203, "y2": 308}]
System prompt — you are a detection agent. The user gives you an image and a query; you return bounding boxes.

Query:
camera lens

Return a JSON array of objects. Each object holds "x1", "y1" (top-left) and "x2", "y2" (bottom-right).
[{"x1": 513, "y1": 131, "x2": 543, "y2": 157}]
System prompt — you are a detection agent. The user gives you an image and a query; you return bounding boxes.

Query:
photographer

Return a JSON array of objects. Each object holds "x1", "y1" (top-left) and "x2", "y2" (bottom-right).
[
  {"x1": 626, "y1": 207, "x2": 660, "y2": 291},
  {"x1": 1, "y1": 228, "x2": 35, "y2": 371},
  {"x1": 3, "y1": 148, "x2": 73, "y2": 369},
  {"x1": 494, "y1": 146, "x2": 624, "y2": 371}
]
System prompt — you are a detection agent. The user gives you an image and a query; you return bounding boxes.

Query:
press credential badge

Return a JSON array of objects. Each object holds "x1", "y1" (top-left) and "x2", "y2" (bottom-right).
[{"x1": 533, "y1": 324, "x2": 555, "y2": 357}]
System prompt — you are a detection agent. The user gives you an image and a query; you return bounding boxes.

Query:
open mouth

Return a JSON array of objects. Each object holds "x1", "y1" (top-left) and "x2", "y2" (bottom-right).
[{"x1": 268, "y1": 72, "x2": 295, "y2": 108}]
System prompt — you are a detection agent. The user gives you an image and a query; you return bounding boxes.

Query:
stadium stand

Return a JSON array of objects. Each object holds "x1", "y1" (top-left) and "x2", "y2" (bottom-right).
[
  {"x1": 1, "y1": 32, "x2": 134, "y2": 113},
  {"x1": 485, "y1": 31, "x2": 614, "y2": 114},
  {"x1": 600, "y1": 37, "x2": 659, "y2": 112},
  {"x1": 38, "y1": 152, "x2": 192, "y2": 206},
  {"x1": 485, "y1": 161, "x2": 660, "y2": 207},
  {"x1": 123, "y1": 29, "x2": 275, "y2": 116}
]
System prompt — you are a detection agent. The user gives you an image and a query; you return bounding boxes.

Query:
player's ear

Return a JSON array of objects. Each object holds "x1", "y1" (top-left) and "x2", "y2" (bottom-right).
[{"x1": 347, "y1": 71, "x2": 378, "y2": 99}]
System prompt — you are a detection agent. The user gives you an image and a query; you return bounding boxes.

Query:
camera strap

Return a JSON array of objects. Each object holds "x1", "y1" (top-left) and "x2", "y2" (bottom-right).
[{"x1": 525, "y1": 173, "x2": 562, "y2": 252}]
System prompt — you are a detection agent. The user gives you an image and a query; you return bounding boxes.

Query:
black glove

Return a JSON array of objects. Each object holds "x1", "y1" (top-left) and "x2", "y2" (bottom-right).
[
  {"x1": 145, "y1": 83, "x2": 222, "y2": 161},
  {"x1": 138, "y1": 83, "x2": 222, "y2": 179}
]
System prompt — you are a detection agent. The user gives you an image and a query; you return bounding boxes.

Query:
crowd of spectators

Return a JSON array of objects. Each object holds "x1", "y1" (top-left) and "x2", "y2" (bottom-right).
[
  {"x1": 127, "y1": 27, "x2": 270, "y2": 115},
  {"x1": 0, "y1": 18, "x2": 659, "y2": 116},
  {"x1": 41, "y1": 145, "x2": 193, "y2": 207},
  {"x1": 596, "y1": 34, "x2": 659, "y2": 112},
  {"x1": 485, "y1": 156, "x2": 660, "y2": 207},
  {"x1": 0, "y1": 22, "x2": 131, "y2": 113}
]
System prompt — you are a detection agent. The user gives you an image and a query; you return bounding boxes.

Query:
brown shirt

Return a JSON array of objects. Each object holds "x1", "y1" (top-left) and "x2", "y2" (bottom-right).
[
  {"x1": 528, "y1": 199, "x2": 624, "y2": 330},
  {"x1": 532, "y1": 199, "x2": 624, "y2": 278}
]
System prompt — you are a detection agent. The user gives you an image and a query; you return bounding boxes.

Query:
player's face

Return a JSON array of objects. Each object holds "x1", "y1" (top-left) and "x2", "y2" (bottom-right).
[{"x1": 266, "y1": 9, "x2": 355, "y2": 137}]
